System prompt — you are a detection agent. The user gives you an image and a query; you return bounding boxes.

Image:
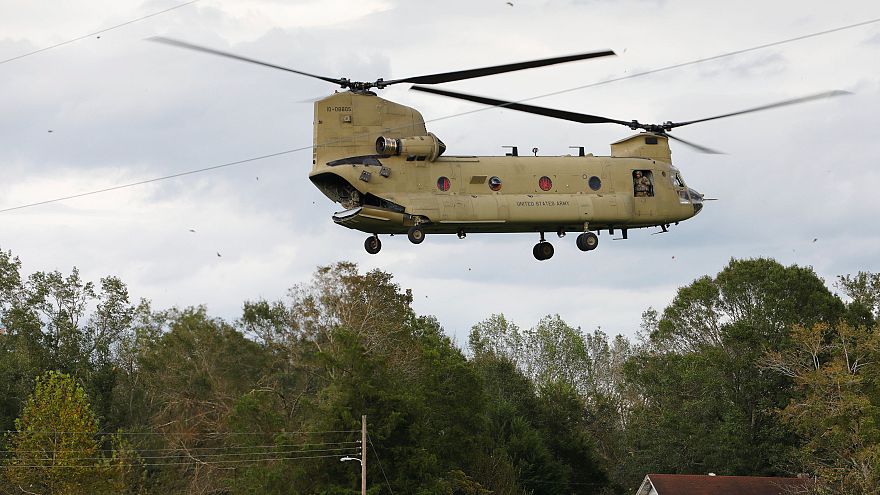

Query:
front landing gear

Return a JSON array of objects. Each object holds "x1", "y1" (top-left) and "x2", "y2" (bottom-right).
[
  {"x1": 576, "y1": 232, "x2": 599, "y2": 251},
  {"x1": 533, "y1": 232, "x2": 554, "y2": 261},
  {"x1": 364, "y1": 235, "x2": 381, "y2": 254},
  {"x1": 533, "y1": 242, "x2": 554, "y2": 261},
  {"x1": 407, "y1": 225, "x2": 425, "y2": 244}
]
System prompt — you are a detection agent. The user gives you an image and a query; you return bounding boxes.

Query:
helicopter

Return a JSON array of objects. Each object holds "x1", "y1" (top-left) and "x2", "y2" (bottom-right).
[{"x1": 151, "y1": 38, "x2": 847, "y2": 260}]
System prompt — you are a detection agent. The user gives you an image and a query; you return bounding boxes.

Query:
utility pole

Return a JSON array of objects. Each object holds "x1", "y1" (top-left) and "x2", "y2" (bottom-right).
[{"x1": 361, "y1": 415, "x2": 367, "y2": 495}]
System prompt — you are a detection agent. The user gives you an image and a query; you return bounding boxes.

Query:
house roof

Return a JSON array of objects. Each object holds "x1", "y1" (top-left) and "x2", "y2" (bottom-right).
[{"x1": 638, "y1": 474, "x2": 811, "y2": 495}]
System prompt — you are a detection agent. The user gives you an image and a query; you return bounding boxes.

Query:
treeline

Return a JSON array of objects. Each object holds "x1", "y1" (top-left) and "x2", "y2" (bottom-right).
[{"x1": 0, "y1": 247, "x2": 878, "y2": 494}]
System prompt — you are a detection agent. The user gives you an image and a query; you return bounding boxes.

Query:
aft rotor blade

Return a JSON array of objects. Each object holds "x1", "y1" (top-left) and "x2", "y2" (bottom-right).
[
  {"x1": 665, "y1": 133, "x2": 724, "y2": 154},
  {"x1": 667, "y1": 90, "x2": 852, "y2": 129},
  {"x1": 385, "y1": 50, "x2": 615, "y2": 86},
  {"x1": 149, "y1": 37, "x2": 347, "y2": 87},
  {"x1": 411, "y1": 85, "x2": 630, "y2": 125}
]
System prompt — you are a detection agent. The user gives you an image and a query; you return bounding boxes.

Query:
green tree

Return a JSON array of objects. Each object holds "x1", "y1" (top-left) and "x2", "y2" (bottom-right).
[
  {"x1": 0, "y1": 248, "x2": 137, "y2": 435},
  {"x1": 469, "y1": 313, "x2": 523, "y2": 361},
  {"x1": 137, "y1": 306, "x2": 269, "y2": 493},
  {"x1": 469, "y1": 314, "x2": 627, "y2": 493},
  {"x1": 518, "y1": 315, "x2": 589, "y2": 391},
  {"x1": 837, "y1": 272, "x2": 880, "y2": 326},
  {"x1": 620, "y1": 258, "x2": 845, "y2": 490},
  {"x1": 764, "y1": 322, "x2": 880, "y2": 494},
  {"x1": 3, "y1": 371, "x2": 108, "y2": 494},
  {"x1": 469, "y1": 353, "x2": 608, "y2": 495}
]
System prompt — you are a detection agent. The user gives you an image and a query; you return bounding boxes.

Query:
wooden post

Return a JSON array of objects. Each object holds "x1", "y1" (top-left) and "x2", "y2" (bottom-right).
[{"x1": 361, "y1": 415, "x2": 367, "y2": 495}]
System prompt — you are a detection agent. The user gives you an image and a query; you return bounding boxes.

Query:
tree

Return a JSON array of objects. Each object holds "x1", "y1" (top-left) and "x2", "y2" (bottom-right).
[
  {"x1": 137, "y1": 306, "x2": 269, "y2": 493},
  {"x1": 468, "y1": 313, "x2": 523, "y2": 361},
  {"x1": 469, "y1": 353, "x2": 608, "y2": 494},
  {"x1": 3, "y1": 371, "x2": 108, "y2": 494},
  {"x1": 468, "y1": 314, "x2": 629, "y2": 493},
  {"x1": 837, "y1": 272, "x2": 880, "y2": 326},
  {"x1": 620, "y1": 258, "x2": 845, "y2": 489},
  {"x1": 656, "y1": 258, "x2": 843, "y2": 353},
  {"x1": 518, "y1": 315, "x2": 590, "y2": 391},
  {"x1": 0, "y1": 248, "x2": 137, "y2": 435},
  {"x1": 285, "y1": 262, "x2": 415, "y2": 361},
  {"x1": 764, "y1": 322, "x2": 880, "y2": 494}
]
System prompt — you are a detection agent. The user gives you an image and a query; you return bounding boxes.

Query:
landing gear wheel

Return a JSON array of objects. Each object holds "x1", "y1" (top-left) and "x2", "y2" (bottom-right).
[
  {"x1": 407, "y1": 225, "x2": 425, "y2": 244},
  {"x1": 533, "y1": 241, "x2": 554, "y2": 261},
  {"x1": 576, "y1": 232, "x2": 599, "y2": 251},
  {"x1": 364, "y1": 235, "x2": 382, "y2": 254}
]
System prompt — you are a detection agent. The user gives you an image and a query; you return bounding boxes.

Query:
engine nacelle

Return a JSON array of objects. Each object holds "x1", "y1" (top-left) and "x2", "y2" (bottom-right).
[{"x1": 376, "y1": 133, "x2": 446, "y2": 162}]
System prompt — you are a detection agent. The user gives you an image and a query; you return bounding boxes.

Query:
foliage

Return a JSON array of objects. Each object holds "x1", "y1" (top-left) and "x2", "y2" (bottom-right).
[
  {"x1": 3, "y1": 371, "x2": 108, "y2": 494},
  {"x1": 4, "y1": 246, "x2": 880, "y2": 495},
  {"x1": 764, "y1": 322, "x2": 880, "y2": 494},
  {"x1": 618, "y1": 258, "x2": 845, "y2": 491},
  {"x1": 0, "y1": 248, "x2": 137, "y2": 435},
  {"x1": 837, "y1": 272, "x2": 880, "y2": 326}
]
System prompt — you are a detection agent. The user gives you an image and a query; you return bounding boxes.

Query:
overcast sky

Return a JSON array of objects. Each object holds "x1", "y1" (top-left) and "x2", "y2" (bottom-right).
[{"x1": 2, "y1": 0, "x2": 879, "y2": 345}]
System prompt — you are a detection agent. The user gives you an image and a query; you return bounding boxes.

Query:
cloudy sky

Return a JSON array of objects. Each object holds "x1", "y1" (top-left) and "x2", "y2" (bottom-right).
[{"x1": 2, "y1": 0, "x2": 879, "y2": 344}]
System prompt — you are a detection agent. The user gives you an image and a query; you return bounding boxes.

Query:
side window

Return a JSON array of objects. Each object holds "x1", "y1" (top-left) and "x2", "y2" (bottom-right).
[{"x1": 633, "y1": 170, "x2": 654, "y2": 197}]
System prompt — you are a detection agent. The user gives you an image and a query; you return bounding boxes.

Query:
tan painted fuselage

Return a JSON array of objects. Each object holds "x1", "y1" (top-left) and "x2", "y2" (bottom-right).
[{"x1": 308, "y1": 91, "x2": 702, "y2": 237}]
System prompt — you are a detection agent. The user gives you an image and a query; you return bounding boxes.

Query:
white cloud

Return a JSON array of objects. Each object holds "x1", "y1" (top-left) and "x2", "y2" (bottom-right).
[{"x1": 2, "y1": 0, "x2": 879, "y2": 344}]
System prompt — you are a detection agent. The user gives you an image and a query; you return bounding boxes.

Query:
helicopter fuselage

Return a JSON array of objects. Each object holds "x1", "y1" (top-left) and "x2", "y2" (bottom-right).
[{"x1": 308, "y1": 91, "x2": 702, "y2": 246}]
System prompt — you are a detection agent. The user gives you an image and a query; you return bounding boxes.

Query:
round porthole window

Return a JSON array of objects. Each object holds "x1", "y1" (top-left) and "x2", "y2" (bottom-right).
[
  {"x1": 588, "y1": 176, "x2": 602, "y2": 191},
  {"x1": 489, "y1": 176, "x2": 502, "y2": 191},
  {"x1": 437, "y1": 176, "x2": 450, "y2": 191},
  {"x1": 539, "y1": 176, "x2": 553, "y2": 191}
]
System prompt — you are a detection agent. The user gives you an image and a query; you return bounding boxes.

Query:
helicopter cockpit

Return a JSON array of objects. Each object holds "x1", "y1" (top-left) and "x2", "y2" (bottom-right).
[
  {"x1": 671, "y1": 170, "x2": 690, "y2": 204},
  {"x1": 670, "y1": 169, "x2": 704, "y2": 213}
]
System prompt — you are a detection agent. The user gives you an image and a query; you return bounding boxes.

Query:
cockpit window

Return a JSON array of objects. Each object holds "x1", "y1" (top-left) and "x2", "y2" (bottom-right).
[
  {"x1": 633, "y1": 170, "x2": 653, "y2": 197},
  {"x1": 671, "y1": 172, "x2": 690, "y2": 203},
  {"x1": 672, "y1": 174, "x2": 684, "y2": 188}
]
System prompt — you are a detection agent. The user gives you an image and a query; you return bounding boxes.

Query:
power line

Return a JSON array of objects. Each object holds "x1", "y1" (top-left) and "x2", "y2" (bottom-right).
[
  {"x1": 6, "y1": 446, "x2": 361, "y2": 462},
  {"x1": 1, "y1": 15, "x2": 877, "y2": 213},
  {"x1": 0, "y1": 429, "x2": 359, "y2": 435},
  {"x1": 1, "y1": 440, "x2": 363, "y2": 455},
  {"x1": 0, "y1": 147, "x2": 307, "y2": 213},
  {"x1": 4, "y1": 452, "x2": 352, "y2": 468},
  {"x1": 0, "y1": 0, "x2": 201, "y2": 66}
]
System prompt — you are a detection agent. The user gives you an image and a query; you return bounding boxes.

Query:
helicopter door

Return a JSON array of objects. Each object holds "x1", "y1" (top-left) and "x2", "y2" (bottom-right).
[{"x1": 632, "y1": 169, "x2": 656, "y2": 217}]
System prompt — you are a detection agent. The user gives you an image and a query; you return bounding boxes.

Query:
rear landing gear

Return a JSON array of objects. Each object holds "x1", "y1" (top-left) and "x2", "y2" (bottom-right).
[
  {"x1": 533, "y1": 232, "x2": 554, "y2": 261},
  {"x1": 576, "y1": 232, "x2": 599, "y2": 252},
  {"x1": 364, "y1": 235, "x2": 381, "y2": 254}
]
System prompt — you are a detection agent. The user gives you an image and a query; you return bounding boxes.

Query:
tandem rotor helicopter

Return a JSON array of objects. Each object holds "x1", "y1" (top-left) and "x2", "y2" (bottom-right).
[{"x1": 152, "y1": 37, "x2": 846, "y2": 260}]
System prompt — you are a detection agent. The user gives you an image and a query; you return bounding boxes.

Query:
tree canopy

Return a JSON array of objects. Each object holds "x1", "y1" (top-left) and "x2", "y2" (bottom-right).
[{"x1": 1, "y1": 246, "x2": 877, "y2": 495}]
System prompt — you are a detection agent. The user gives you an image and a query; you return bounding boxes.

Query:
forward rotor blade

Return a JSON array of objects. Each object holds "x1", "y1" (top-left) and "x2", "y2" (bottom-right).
[
  {"x1": 667, "y1": 90, "x2": 852, "y2": 129},
  {"x1": 411, "y1": 85, "x2": 630, "y2": 126},
  {"x1": 149, "y1": 37, "x2": 347, "y2": 87},
  {"x1": 385, "y1": 50, "x2": 615, "y2": 86},
  {"x1": 665, "y1": 133, "x2": 724, "y2": 154}
]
